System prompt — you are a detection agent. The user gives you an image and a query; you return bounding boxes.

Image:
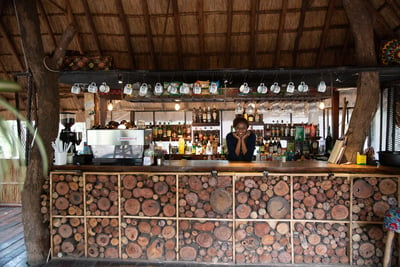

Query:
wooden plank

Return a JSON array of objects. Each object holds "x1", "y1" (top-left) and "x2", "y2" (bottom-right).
[
  {"x1": 0, "y1": 21, "x2": 24, "y2": 71},
  {"x1": 197, "y1": 0, "x2": 205, "y2": 69},
  {"x1": 141, "y1": 0, "x2": 158, "y2": 69},
  {"x1": 224, "y1": 0, "x2": 233, "y2": 67},
  {"x1": 316, "y1": 0, "x2": 335, "y2": 67},
  {"x1": 65, "y1": 0, "x2": 84, "y2": 54},
  {"x1": 292, "y1": 0, "x2": 310, "y2": 66},
  {"x1": 171, "y1": 0, "x2": 184, "y2": 68},
  {"x1": 249, "y1": 0, "x2": 258, "y2": 66},
  {"x1": 273, "y1": 0, "x2": 288, "y2": 67},
  {"x1": 81, "y1": 0, "x2": 102, "y2": 55},
  {"x1": 115, "y1": 0, "x2": 136, "y2": 69},
  {"x1": 37, "y1": 0, "x2": 56, "y2": 50}
]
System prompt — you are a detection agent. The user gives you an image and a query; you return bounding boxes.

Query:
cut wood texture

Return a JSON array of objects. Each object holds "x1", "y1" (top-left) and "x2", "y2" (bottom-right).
[
  {"x1": 331, "y1": 205, "x2": 349, "y2": 220},
  {"x1": 214, "y1": 225, "x2": 232, "y2": 241},
  {"x1": 180, "y1": 246, "x2": 197, "y2": 261},
  {"x1": 353, "y1": 179, "x2": 374, "y2": 198},
  {"x1": 147, "y1": 240, "x2": 164, "y2": 260},
  {"x1": 267, "y1": 197, "x2": 290, "y2": 219},
  {"x1": 126, "y1": 243, "x2": 142, "y2": 258},
  {"x1": 274, "y1": 180, "x2": 290, "y2": 196},
  {"x1": 210, "y1": 189, "x2": 232, "y2": 214},
  {"x1": 124, "y1": 199, "x2": 140, "y2": 215},
  {"x1": 379, "y1": 179, "x2": 397, "y2": 195}
]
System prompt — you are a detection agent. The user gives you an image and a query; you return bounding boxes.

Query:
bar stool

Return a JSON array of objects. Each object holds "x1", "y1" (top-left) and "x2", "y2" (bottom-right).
[{"x1": 383, "y1": 207, "x2": 400, "y2": 267}]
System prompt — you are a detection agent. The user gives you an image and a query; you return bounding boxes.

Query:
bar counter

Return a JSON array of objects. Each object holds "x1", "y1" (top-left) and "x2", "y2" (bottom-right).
[
  {"x1": 53, "y1": 159, "x2": 400, "y2": 174},
  {"x1": 49, "y1": 160, "x2": 400, "y2": 266}
]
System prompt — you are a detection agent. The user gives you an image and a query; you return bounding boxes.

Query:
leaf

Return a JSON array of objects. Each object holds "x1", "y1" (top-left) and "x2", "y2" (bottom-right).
[{"x1": 0, "y1": 80, "x2": 21, "y2": 92}]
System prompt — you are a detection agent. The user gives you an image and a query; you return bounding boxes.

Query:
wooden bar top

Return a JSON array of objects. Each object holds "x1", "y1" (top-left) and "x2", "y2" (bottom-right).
[{"x1": 53, "y1": 160, "x2": 400, "y2": 175}]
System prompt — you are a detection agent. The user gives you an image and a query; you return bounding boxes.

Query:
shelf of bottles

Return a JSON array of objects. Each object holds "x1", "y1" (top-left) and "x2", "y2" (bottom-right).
[{"x1": 258, "y1": 121, "x2": 322, "y2": 161}]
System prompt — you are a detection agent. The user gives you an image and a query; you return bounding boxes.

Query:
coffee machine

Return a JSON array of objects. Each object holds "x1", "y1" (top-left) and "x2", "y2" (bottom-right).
[{"x1": 59, "y1": 112, "x2": 82, "y2": 153}]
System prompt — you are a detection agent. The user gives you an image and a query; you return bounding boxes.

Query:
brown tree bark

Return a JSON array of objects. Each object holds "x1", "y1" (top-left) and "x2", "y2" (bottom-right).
[
  {"x1": 342, "y1": 0, "x2": 380, "y2": 163},
  {"x1": 13, "y1": 1, "x2": 75, "y2": 265}
]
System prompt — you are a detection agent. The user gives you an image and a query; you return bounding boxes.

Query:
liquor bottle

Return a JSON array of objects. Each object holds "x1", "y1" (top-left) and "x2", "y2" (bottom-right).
[
  {"x1": 202, "y1": 107, "x2": 207, "y2": 123},
  {"x1": 265, "y1": 124, "x2": 271, "y2": 138},
  {"x1": 166, "y1": 122, "x2": 172, "y2": 138},
  {"x1": 192, "y1": 108, "x2": 197, "y2": 123},
  {"x1": 268, "y1": 138, "x2": 274, "y2": 154},
  {"x1": 157, "y1": 122, "x2": 162, "y2": 139},
  {"x1": 290, "y1": 123, "x2": 296, "y2": 137},
  {"x1": 284, "y1": 122, "x2": 290, "y2": 137},
  {"x1": 196, "y1": 107, "x2": 202, "y2": 123},
  {"x1": 254, "y1": 109, "x2": 260, "y2": 122},
  {"x1": 325, "y1": 126, "x2": 333, "y2": 155},
  {"x1": 177, "y1": 122, "x2": 183, "y2": 137},
  {"x1": 152, "y1": 123, "x2": 158, "y2": 140},
  {"x1": 271, "y1": 121, "x2": 276, "y2": 137},
  {"x1": 280, "y1": 121, "x2": 285, "y2": 137},
  {"x1": 273, "y1": 137, "x2": 278, "y2": 153},
  {"x1": 212, "y1": 106, "x2": 218, "y2": 123},
  {"x1": 247, "y1": 112, "x2": 254, "y2": 122},
  {"x1": 162, "y1": 122, "x2": 167, "y2": 138},
  {"x1": 206, "y1": 106, "x2": 211, "y2": 123},
  {"x1": 277, "y1": 138, "x2": 282, "y2": 154}
]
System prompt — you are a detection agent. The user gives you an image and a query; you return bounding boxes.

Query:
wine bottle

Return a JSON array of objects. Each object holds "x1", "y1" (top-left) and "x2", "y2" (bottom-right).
[{"x1": 325, "y1": 126, "x2": 333, "y2": 155}]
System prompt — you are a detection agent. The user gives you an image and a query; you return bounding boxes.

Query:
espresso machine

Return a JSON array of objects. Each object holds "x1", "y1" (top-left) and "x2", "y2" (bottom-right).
[{"x1": 59, "y1": 112, "x2": 82, "y2": 153}]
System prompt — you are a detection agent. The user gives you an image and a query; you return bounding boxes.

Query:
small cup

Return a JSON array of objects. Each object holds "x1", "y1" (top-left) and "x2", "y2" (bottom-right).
[
  {"x1": 193, "y1": 83, "x2": 202, "y2": 95},
  {"x1": 54, "y1": 152, "x2": 67, "y2": 165},
  {"x1": 123, "y1": 83, "x2": 133, "y2": 95},
  {"x1": 257, "y1": 83, "x2": 267, "y2": 94},
  {"x1": 87, "y1": 82, "x2": 97, "y2": 93},
  {"x1": 99, "y1": 82, "x2": 110, "y2": 93},
  {"x1": 317, "y1": 80, "x2": 327, "y2": 92},
  {"x1": 139, "y1": 83, "x2": 148, "y2": 96},
  {"x1": 271, "y1": 82, "x2": 280, "y2": 93},
  {"x1": 286, "y1": 82, "x2": 295, "y2": 93},
  {"x1": 154, "y1": 82, "x2": 163, "y2": 96},
  {"x1": 240, "y1": 82, "x2": 250, "y2": 94}
]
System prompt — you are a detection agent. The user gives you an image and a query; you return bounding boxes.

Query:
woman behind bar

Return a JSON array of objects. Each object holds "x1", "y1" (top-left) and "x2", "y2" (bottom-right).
[{"x1": 226, "y1": 117, "x2": 256, "y2": 161}]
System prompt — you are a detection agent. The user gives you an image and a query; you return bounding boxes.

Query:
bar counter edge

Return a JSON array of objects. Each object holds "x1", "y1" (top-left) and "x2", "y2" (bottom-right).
[{"x1": 52, "y1": 160, "x2": 400, "y2": 174}]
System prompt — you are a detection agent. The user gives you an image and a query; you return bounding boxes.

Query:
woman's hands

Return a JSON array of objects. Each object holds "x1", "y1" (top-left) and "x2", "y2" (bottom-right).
[{"x1": 233, "y1": 130, "x2": 250, "y2": 141}]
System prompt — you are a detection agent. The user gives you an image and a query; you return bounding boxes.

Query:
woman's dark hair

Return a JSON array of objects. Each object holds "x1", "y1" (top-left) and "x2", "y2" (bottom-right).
[{"x1": 233, "y1": 116, "x2": 249, "y2": 128}]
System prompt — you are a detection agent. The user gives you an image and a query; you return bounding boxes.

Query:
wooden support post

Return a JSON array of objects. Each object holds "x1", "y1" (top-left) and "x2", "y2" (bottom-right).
[{"x1": 331, "y1": 90, "x2": 339, "y2": 141}]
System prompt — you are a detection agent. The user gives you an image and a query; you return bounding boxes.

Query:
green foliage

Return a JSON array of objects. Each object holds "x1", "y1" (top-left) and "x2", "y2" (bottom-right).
[{"x1": 0, "y1": 80, "x2": 48, "y2": 179}]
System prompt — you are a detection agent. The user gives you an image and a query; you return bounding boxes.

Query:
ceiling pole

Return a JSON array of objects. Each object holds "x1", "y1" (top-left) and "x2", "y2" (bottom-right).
[
  {"x1": 171, "y1": 0, "x2": 184, "y2": 69},
  {"x1": 316, "y1": 0, "x2": 335, "y2": 67},
  {"x1": 292, "y1": 0, "x2": 309, "y2": 67},
  {"x1": 224, "y1": 0, "x2": 233, "y2": 68},
  {"x1": 115, "y1": 0, "x2": 136, "y2": 69},
  {"x1": 363, "y1": 0, "x2": 396, "y2": 39},
  {"x1": 65, "y1": 0, "x2": 84, "y2": 54},
  {"x1": 273, "y1": 0, "x2": 288, "y2": 67},
  {"x1": 37, "y1": 0, "x2": 56, "y2": 49},
  {"x1": 197, "y1": 0, "x2": 206, "y2": 69},
  {"x1": 81, "y1": 0, "x2": 102, "y2": 55},
  {"x1": 249, "y1": 0, "x2": 258, "y2": 67},
  {"x1": 141, "y1": 0, "x2": 158, "y2": 69}
]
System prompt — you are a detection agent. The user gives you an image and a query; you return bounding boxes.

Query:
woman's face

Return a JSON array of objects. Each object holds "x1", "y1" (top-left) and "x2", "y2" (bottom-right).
[{"x1": 235, "y1": 122, "x2": 248, "y2": 137}]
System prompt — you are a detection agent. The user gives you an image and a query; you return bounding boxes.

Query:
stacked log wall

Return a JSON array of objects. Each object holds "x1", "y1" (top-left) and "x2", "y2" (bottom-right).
[{"x1": 49, "y1": 171, "x2": 399, "y2": 266}]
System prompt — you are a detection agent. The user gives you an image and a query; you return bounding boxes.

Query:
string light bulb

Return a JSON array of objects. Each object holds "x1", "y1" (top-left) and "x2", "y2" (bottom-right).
[
  {"x1": 319, "y1": 101, "x2": 325, "y2": 110},
  {"x1": 107, "y1": 100, "x2": 114, "y2": 111},
  {"x1": 175, "y1": 103, "x2": 181, "y2": 111}
]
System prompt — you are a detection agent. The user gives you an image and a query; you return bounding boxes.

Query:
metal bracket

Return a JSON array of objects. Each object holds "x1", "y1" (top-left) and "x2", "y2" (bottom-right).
[
  {"x1": 211, "y1": 170, "x2": 218, "y2": 177},
  {"x1": 263, "y1": 171, "x2": 269, "y2": 177}
]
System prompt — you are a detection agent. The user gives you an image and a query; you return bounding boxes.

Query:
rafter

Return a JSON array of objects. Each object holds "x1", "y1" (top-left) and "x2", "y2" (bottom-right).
[
  {"x1": 249, "y1": 0, "x2": 258, "y2": 67},
  {"x1": 273, "y1": 0, "x2": 288, "y2": 67},
  {"x1": 171, "y1": 0, "x2": 183, "y2": 68},
  {"x1": 364, "y1": 0, "x2": 395, "y2": 38},
  {"x1": 81, "y1": 0, "x2": 101, "y2": 55},
  {"x1": 293, "y1": 0, "x2": 310, "y2": 67},
  {"x1": 387, "y1": 0, "x2": 400, "y2": 19},
  {"x1": 141, "y1": 0, "x2": 158, "y2": 69},
  {"x1": 339, "y1": 28, "x2": 351, "y2": 65},
  {"x1": 197, "y1": 0, "x2": 205, "y2": 69},
  {"x1": 224, "y1": 0, "x2": 233, "y2": 67},
  {"x1": 65, "y1": 0, "x2": 84, "y2": 54},
  {"x1": 316, "y1": 0, "x2": 335, "y2": 67},
  {"x1": 0, "y1": 21, "x2": 24, "y2": 71},
  {"x1": 115, "y1": 0, "x2": 136, "y2": 69},
  {"x1": 37, "y1": 0, "x2": 56, "y2": 49}
]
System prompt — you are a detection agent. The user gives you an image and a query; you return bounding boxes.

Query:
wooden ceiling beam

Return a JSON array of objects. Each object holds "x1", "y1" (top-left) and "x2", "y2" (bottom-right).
[
  {"x1": 37, "y1": 0, "x2": 56, "y2": 49},
  {"x1": 364, "y1": 0, "x2": 395, "y2": 38},
  {"x1": 141, "y1": 0, "x2": 158, "y2": 69},
  {"x1": 273, "y1": 0, "x2": 288, "y2": 67},
  {"x1": 0, "y1": 22, "x2": 24, "y2": 71},
  {"x1": 224, "y1": 0, "x2": 233, "y2": 67},
  {"x1": 115, "y1": 0, "x2": 136, "y2": 69},
  {"x1": 197, "y1": 0, "x2": 205, "y2": 69},
  {"x1": 339, "y1": 28, "x2": 351, "y2": 65},
  {"x1": 293, "y1": 0, "x2": 310, "y2": 67},
  {"x1": 249, "y1": 0, "x2": 258, "y2": 67},
  {"x1": 316, "y1": 0, "x2": 335, "y2": 67},
  {"x1": 65, "y1": 0, "x2": 84, "y2": 54},
  {"x1": 386, "y1": 0, "x2": 400, "y2": 21},
  {"x1": 81, "y1": 0, "x2": 102, "y2": 55},
  {"x1": 171, "y1": 0, "x2": 183, "y2": 68}
]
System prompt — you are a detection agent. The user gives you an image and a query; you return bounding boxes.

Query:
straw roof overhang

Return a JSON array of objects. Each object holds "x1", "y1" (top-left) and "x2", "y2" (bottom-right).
[{"x1": 1, "y1": 0, "x2": 400, "y2": 114}]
